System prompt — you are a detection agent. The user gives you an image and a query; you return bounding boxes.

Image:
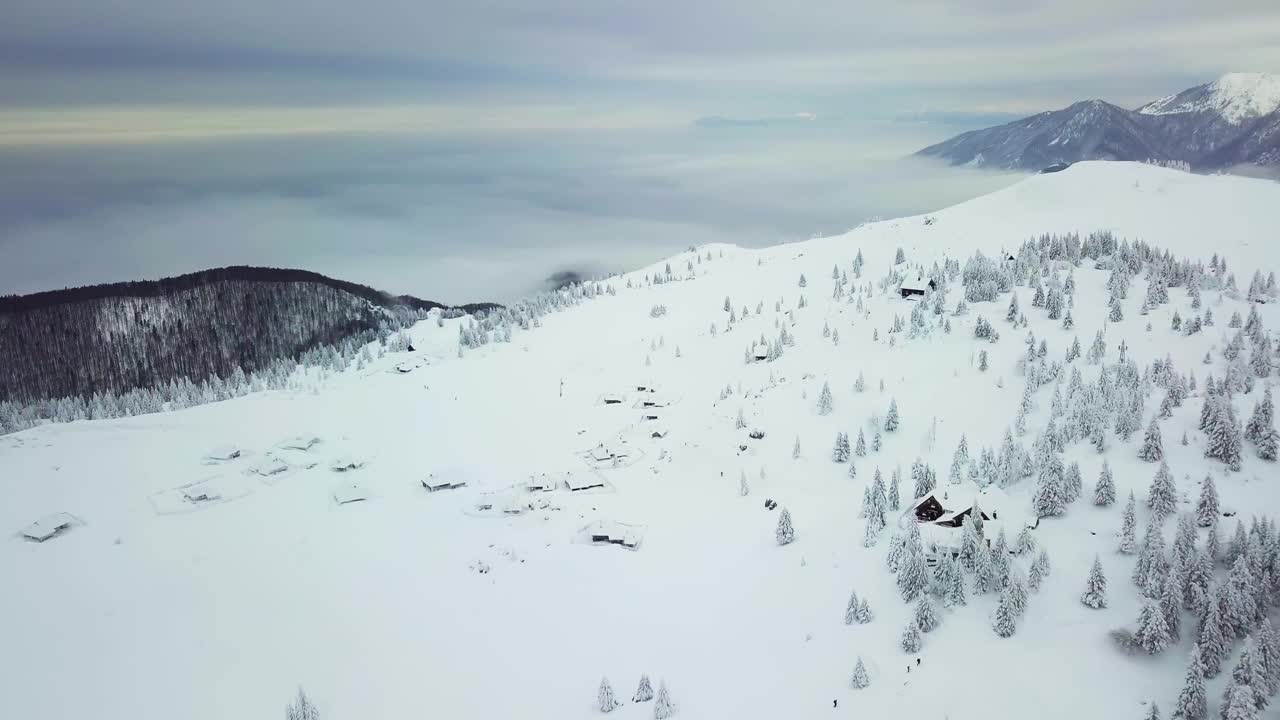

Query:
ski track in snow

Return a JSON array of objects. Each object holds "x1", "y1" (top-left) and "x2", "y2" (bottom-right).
[{"x1": 0, "y1": 161, "x2": 1278, "y2": 720}]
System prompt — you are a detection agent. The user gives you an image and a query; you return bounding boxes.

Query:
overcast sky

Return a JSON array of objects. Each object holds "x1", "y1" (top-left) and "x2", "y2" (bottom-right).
[
  {"x1": 3, "y1": 0, "x2": 1277, "y2": 138},
  {"x1": 1, "y1": 1, "x2": 1276, "y2": 303}
]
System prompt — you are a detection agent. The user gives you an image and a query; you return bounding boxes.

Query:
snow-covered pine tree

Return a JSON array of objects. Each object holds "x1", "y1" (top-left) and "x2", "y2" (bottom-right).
[
  {"x1": 1120, "y1": 492, "x2": 1139, "y2": 553},
  {"x1": 1095, "y1": 461, "x2": 1116, "y2": 506},
  {"x1": 855, "y1": 597, "x2": 873, "y2": 624},
  {"x1": 739, "y1": 470, "x2": 749, "y2": 497},
  {"x1": 833, "y1": 432, "x2": 850, "y2": 462},
  {"x1": 1244, "y1": 384, "x2": 1274, "y2": 443},
  {"x1": 1199, "y1": 588, "x2": 1231, "y2": 678},
  {"x1": 1032, "y1": 453, "x2": 1067, "y2": 518},
  {"x1": 792, "y1": 435, "x2": 802, "y2": 460},
  {"x1": 885, "y1": 398, "x2": 900, "y2": 432},
  {"x1": 1014, "y1": 526, "x2": 1036, "y2": 555},
  {"x1": 901, "y1": 620, "x2": 923, "y2": 652},
  {"x1": 888, "y1": 469, "x2": 900, "y2": 509},
  {"x1": 992, "y1": 584, "x2": 1019, "y2": 638},
  {"x1": 845, "y1": 590, "x2": 859, "y2": 625},
  {"x1": 1140, "y1": 418, "x2": 1165, "y2": 462},
  {"x1": 633, "y1": 674, "x2": 654, "y2": 703},
  {"x1": 855, "y1": 429, "x2": 867, "y2": 456},
  {"x1": 1064, "y1": 460, "x2": 1082, "y2": 503},
  {"x1": 850, "y1": 658, "x2": 870, "y2": 689},
  {"x1": 1081, "y1": 555, "x2": 1108, "y2": 608},
  {"x1": 653, "y1": 681, "x2": 676, "y2": 719},
  {"x1": 599, "y1": 677, "x2": 620, "y2": 712},
  {"x1": 818, "y1": 381, "x2": 834, "y2": 415},
  {"x1": 915, "y1": 595, "x2": 941, "y2": 633},
  {"x1": 1148, "y1": 462, "x2": 1178, "y2": 522},
  {"x1": 1161, "y1": 559, "x2": 1184, "y2": 642},
  {"x1": 1143, "y1": 702, "x2": 1162, "y2": 720},
  {"x1": 285, "y1": 687, "x2": 320, "y2": 720},
  {"x1": 1134, "y1": 600, "x2": 1173, "y2": 654},
  {"x1": 1227, "y1": 638, "x2": 1267, "y2": 712},
  {"x1": 1205, "y1": 394, "x2": 1245, "y2": 471},
  {"x1": 1029, "y1": 548, "x2": 1050, "y2": 591},
  {"x1": 1219, "y1": 684, "x2": 1257, "y2": 720},
  {"x1": 1174, "y1": 644, "x2": 1208, "y2": 720},
  {"x1": 776, "y1": 508, "x2": 795, "y2": 545},
  {"x1": 897, "y1": 524, "x2": 929, "y2": 602}
]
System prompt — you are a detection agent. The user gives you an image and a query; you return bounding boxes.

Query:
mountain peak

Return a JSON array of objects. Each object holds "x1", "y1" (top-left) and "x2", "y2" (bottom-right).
[{"x1": 1138, "y1": 71, "x2": 1280, "y2": 124}]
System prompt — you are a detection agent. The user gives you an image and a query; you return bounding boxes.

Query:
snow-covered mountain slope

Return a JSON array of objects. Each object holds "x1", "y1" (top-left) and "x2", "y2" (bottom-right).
[
  {"x1": 918, "y1": 73, "x2": 1280, "y2": 170},
  {"x1": 1139, "y1": 73, "x2": 1280, "y2": 125},
  {"x1": 2, "y1": 162, "x2": 1279, "y2": 720}
]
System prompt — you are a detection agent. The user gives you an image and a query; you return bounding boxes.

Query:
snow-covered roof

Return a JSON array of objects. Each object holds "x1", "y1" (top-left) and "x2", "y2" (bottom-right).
[
  {"x1": 394, "y1": 362, "x2": 414, "y2": 373},
  {"x1": 591, "y1": 444, "x2": 626, "y2": 461},
  {"x1": 22, "y1": 512, "x2": 76, "y2": 542},
  {"x1": 205, "y1": 445, "x2": 242, "y2": 461},
  {"x1": 330, "y1": 456, "x2": 365, "y2": 472},
  {"x1": 585, "y1": 521, "x2": 644, "y2": 548},
  {"x1": 423, "y1": 475, "x2": 467, "y2": 490},
  {"x1": 566, "y1": 474, "x2": 606, "y2": 491},
  {"x1": 182, "y1": 483, "x2": 222, "y2": 502},
  {"x1": 649, "y1": 426, "x2": 669, "y2": 438},
  {"x1": 900, "y1": 277, "x2": 931, "y2": 292},
  {"x1": 251, "y1": 455, "x2": 289, "y2": 476},
  {"x1": 278, "y1": 434, "x2": 321, "y2": 451},
  {"x1": 753, "y1": 345, "x2": 769, "y2": 358},
  {"x1": 527, "y1": 472, "x2": 567, "y2": 491},
  {"x1": 333, "y1": 483, "x2": 369, "y2": 505},
  {"x1": 909, "y1": 483, "x2": 1012, "y2": 517}
]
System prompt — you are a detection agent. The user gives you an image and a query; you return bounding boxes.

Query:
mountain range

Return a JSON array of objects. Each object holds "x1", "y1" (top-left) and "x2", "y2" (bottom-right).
[{"x1": 917, "y1": 72, "x2": 1280, "y2": 171}]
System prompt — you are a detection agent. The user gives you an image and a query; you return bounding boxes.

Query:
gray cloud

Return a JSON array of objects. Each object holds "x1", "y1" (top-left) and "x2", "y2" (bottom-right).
[{"x1": 0, "y1": 125, "x2": 1020, "y2": 304}]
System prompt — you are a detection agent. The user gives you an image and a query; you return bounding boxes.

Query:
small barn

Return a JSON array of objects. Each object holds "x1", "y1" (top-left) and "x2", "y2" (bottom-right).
[
  {"x1": 394, "y1": 362, "x2": 414, "y2": 374},
  {"x1": 330, "y1": 456, "x2": 365, "y2": 472},
  {"x1": 22, "y1": 513, "x2": 77, "y2": 542},
  {"x1": 527, "y1": 473, "x2": 566, "y2": 492},
  {"x1": 333, "y1": 483, "x2": 369, "y2": 505},
  {"x1": 251, "y1": 455, "x2": 289, "y2": 476},
  {"x1": 753, "y1": 345, "x2": 769, "y2": 362},
  {"x1": 422, "y1": 474, "x2": 468, "y2": 492},
  {"x1": 591, "y1": 444, "x2": 627, "y2": 463},
  {"x1": 182, "y1": 484, "x2": 223, "y2": 503},
  {"x1": 639, "y1": 409, "x2": 662, "y2": 422},
  {"x1": 635, "y1": 382, "x2": 659, "y2": 393},
  {"x1": 566, "y1": 474, "x2": 606, "y2": 492},
  {"x1": 204, "y1": 445, "x2": 242, "y2": 462},
  {"x1": 899, "y1": 277, "x2": 936, "y2": 299},
  {"x1": 279, "y1": 434, "x2": 321, "y2": 451},
  {"x1": 602, "y1": 393, "x2": 625, "y2": 405},
  {"x1": 649, "y1": 426, "x2": 669, "y2": 439},
  {"x1": 585, "y1": 521, "x2": 643, "y2": 549},
  {"x1": 639, "y1": 396, "x2": 670, "y2": 408}
]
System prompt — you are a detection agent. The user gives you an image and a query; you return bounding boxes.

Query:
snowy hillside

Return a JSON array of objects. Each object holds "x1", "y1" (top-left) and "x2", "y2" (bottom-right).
[{"x1": 2, "y1": 161, "x2": 1279, "y2": 720}]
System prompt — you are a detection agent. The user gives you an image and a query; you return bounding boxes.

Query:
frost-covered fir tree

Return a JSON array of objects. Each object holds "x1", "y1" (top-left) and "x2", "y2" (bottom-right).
[
  {"x1": 915, "y1": 595, "x2": 941, "y2": 633},
  {"x1": 885, "y1": 398, "x2": 900, "y2": 432},
  {"x1": 945, "y1": 556, "x2": 968, "y2": 606},
  {"x1": 285, "y1": 687, "x2": 320, "y2": 720},
  {"x1": 897, "y1": 524, "x2": 929, "y2": 602},
  {"x1": 818, "y1": 381, "x2": 834, "y2": 415},
  {"x1": 776, "y1": 508, "x2": 795, "y2": 545},
  {"x1": 1064, "y1": 461, "x2": 1083, "y2": 504},
  {"x1": 901, "y1": 620, "x2": 923, "y2": 652},
  {"x1": 1244, "y1": 384, "x2": 1274, "y2": 443},
  {"x1": 1199, "y1": 590, "x2": 1231, "y2": 678},
  {"x1": 633, "y1": 675, "x2": 654, "y2": 703},
  {"x1": 1148, "y1": 462, "x2": 1179, "y2": 522},
  {"x1": 854, "y1": 372, "x2": 866, "y2": 393},
  {"x1": 1029, "y1": 548, "x2": 1051, "y2": 591},
  {"x1": 1081, "y1": 555, "x2": 1108, "y2": 608},
  {"x1": 1119, "y1": 491, "x2": 1139, "y2": 553},
  {"x1": 1161, "y1": 559, "x2": 1184, "y2": 641},
  {"x1": 888, "y1": 469, "x2": 900, "y2": 510},
  {"x1": 1228, "y1": 638, "x2": 1267, "y2": 712},
  {"x1": 974, "y1": 542, "x2": 999, "y2": 595},
  {"x1": 845, "y1": 590, "x2": 860, "y2": 625},
  {"x1": 792, "y1": 435, "x2": 802, "y2": 460},
  {"x1": 1205, "y1": 394, "x2": 1245, "y2": 471},
  {"x1": 992, "y1": 584, "x2": 1019, "y2": 637},
  {"x1": 1143, "y1": 702, "x2": 1162, "y2": 720},
  {"x1": 978, "y1": 349, "x2": 990, "y2": 372},
  {"x1": 855, "y1": 429, "x2": 867, "y2": 456},
  {"x1": 851, "y1": 658, "x2": 870, "y2": 689},
  {"x1": 1032, "y1": 453, "x2": 1067, "y2": 518},
  {"x1": 598, "y1": 677, "x2": 621, "y2": 712},
  {"x1": 1175, "y1": 644, "x2": 1208, "y2": 720},
  {"x1": 855, "y1": 597, "x2": 873, "y2": 624},
  {"x1": 739, "y1": 470, "x2": 750, "y2": 497},
  {"x1": 1014, "y1": 526, "x2": 1036, "y2": 555},
  {"x1": 1095, "y1": 461, "x2": 1117, "y2": 506},
  {"x1": 1134, "y1": 600, "x2": 1173, "y2": 654},
  {"x1": 1140, "y1": 418, "x2": 1165, "y2": 462},
  {"x1": 1220, "y1": 684, "x2": 1257, "y2": 720},
  {"x1": 833, "y1": 432, "x2": 850, "y2": 462},
  {"x1": 653, "y1": 681, "x2": 676, "y2": 719},
  {"x1": 873, "y1": 429, "x2": 883, "y2": 452}
]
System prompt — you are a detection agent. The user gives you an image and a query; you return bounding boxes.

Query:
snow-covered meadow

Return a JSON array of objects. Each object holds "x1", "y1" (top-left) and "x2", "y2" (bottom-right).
[{"x1": 2, "y1": 162, "x2": 1278, "y2": 720}]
